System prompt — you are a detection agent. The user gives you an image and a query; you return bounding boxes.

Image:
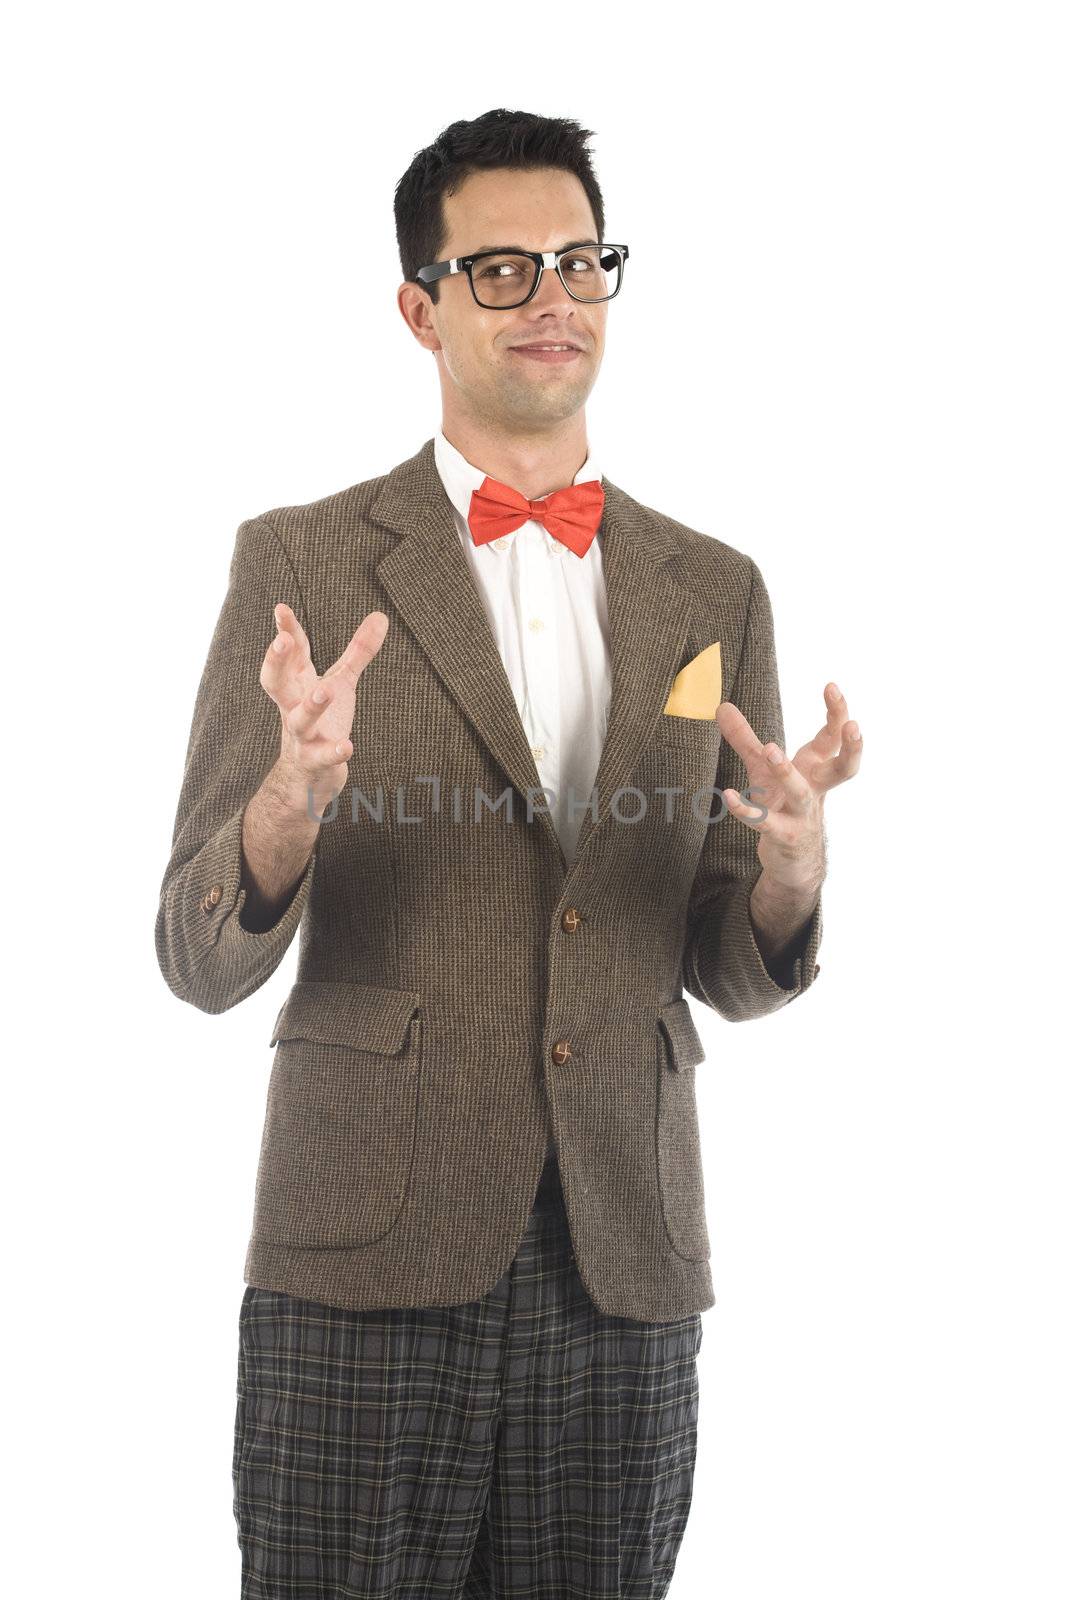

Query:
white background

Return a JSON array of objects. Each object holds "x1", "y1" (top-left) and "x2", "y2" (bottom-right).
[{"x1": 5, "y1": 2, "x2": 1064, "y2": 1595}]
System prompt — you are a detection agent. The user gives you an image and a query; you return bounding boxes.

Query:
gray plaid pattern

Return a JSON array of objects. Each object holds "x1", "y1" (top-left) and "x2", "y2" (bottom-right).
[{"x1": 233, "y1": 1156, "x2": 703, "y2": 1598}]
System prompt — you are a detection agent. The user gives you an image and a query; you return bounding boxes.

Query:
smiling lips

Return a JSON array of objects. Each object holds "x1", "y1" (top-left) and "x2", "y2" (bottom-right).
[{"x1": 510, "y1": 342, "x2": 584, "y2": 363}]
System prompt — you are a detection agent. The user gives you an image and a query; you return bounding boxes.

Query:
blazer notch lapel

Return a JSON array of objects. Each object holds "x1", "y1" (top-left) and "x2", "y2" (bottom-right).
[{"x1": 371, "y1": 441, "x2": 567, "y2": 870}]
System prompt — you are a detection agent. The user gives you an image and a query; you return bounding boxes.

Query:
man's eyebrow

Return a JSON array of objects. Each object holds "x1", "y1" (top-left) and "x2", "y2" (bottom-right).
[{"x1": 466, "y1": 239, "x2": 598, "y2": 256}]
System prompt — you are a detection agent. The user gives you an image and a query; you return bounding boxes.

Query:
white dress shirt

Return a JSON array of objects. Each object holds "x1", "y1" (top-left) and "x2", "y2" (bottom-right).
[
  {"x1": 433, "y1": 426, "x2": 613, "y2": 871},
  {"x1": 434, "y1": 427, "x2": 612, "y2": 1167}
]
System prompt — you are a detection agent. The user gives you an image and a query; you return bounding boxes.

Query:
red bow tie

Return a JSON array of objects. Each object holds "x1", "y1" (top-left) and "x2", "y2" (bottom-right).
[{"x1": 467, "y1": 475, "x2": 604, "y2": 558}]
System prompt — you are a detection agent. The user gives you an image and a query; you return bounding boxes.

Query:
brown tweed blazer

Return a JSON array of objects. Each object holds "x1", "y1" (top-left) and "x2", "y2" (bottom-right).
[{"x1": 155, "y1": 436, "x2": 822, "y2": 1323}]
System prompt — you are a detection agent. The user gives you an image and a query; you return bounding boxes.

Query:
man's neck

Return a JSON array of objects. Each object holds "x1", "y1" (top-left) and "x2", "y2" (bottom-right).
[{"x1": 439, "y1": 417, "x2": 590, "y2": 499}]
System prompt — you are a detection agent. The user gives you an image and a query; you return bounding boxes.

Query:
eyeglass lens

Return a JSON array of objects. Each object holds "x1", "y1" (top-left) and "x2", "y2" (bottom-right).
[{"x1": 471, "y1": 247, "x2": 622, "y2": 307}]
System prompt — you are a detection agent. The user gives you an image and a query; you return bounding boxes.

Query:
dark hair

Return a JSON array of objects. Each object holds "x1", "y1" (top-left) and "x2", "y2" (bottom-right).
[{"x1": 394, "y1": 108, "x2": 606, "y2": 305}]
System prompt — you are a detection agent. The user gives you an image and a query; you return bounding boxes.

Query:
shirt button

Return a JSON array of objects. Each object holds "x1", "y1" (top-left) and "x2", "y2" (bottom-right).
[
  {"x1": 528, "y1": 616, "x2": 546, "y2": 632},
  {"x1": 530, "y1": 744, "x2": 545, "y2": 759},
  {"x1": 561, "y1": 907, "x2": 582, "y2": 933},
  {"x1": 551, "y1": 1039, "x2": 572, "y2": 1066}
]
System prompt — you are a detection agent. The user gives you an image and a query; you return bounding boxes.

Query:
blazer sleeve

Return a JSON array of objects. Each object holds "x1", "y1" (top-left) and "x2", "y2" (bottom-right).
[
  {"x1": 681, "y1": 556, "x2": 823, "y2": 1021},
  {"x1": 154, "y1": 515, "x2": 319, "y2": 1013}
]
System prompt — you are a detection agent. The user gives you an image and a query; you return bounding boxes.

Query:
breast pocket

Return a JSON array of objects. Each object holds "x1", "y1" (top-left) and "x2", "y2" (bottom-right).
[
  {"x1": 655, "y1": 997, "x2": 711, "y2": 1262},
  {"x1": 655, "y1": 711, "x2": 722, "y2": 754},
  {"x1": 250, "y1": 981, "x2": 422, "y2": 1249}
]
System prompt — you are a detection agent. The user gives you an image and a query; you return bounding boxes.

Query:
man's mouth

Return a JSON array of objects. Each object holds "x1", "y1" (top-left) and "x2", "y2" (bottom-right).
[{"x1": 509, "y1": 343, "x2": 584, "y2": 364}]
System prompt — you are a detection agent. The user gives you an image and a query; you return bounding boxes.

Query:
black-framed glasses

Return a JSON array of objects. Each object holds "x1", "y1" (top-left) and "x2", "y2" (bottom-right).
[{"x1": 416, "y1": 242, "x2": 629, "y2": 309}]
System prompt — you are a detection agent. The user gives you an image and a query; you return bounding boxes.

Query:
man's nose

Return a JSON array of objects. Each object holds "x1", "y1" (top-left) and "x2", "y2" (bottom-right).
[{"x1": 529, "y1": 263, "x2": 575, "y2": 310}]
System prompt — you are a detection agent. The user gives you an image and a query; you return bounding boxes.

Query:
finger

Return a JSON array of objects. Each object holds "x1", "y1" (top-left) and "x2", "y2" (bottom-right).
[
  {"x1": 761, "y1": 743, "x2": 816, "y2": 815},
  {"x1": 798, "y1": 682, "x2": 850, "y2": 762},
  {"x1": 824, "y1": 681, "x2": 850, "y2": 731},
  {"x1": 286, "y1": 680, "x2": 336, "y2": 741},
  {"x1": 324, "y1": 610, "x2": 390, "y2": 690},
  {"x1": 275, "y1": 602, "x2": 312, "y2": 663},
  {"x1": 285, "y1": 731, "x2": 355, "y2": 790},
  {"x1": 721, "y1": 784, "x2": 778, "y2": 829},
  {"x1": 812, "y1": 720, "x2": 863, "y2": 791},
  {"x1": 298, "y1": 732, "x2": 354, "y2": 772},
  {"x1": 715, "y1": 701, "x2": 770, "y2": 772},
  {"x1": 260, "y1": 603, "x2": 312, "y2": 709}
]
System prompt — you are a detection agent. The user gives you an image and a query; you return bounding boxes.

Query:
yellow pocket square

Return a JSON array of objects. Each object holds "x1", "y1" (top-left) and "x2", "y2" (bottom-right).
[{"x1": 663, "y1": 642, "x2": 722, "y2": 719}]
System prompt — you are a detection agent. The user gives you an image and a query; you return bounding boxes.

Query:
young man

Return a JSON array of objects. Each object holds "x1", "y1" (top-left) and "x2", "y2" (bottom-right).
[{"x1": 156, "y1": 107, "x2": 861, "y2": 1599}]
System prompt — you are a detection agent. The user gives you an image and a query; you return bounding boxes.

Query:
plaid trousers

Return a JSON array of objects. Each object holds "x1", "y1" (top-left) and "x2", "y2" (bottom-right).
[{"x1": 232, "y1": 1154, "x2": 703, "y2": 1598}]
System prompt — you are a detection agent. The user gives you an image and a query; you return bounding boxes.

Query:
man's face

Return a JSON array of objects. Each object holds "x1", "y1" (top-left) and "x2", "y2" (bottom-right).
[{"x1": 421, "y1": 166, "x2": 608, "y2": 430}]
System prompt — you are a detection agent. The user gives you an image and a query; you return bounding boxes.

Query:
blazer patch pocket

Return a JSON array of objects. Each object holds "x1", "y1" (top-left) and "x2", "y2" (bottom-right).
[
  {"x1": 654, "y1": 998, "x2": 710, "y2": 1262},
  {"x1": 253, "y1": 981, "x2": 423, "y2": 1250}
]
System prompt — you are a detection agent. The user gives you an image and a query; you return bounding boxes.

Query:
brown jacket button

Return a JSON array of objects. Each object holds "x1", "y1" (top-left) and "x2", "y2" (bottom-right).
[
  {"x1": 561, "y1": 907, "x2": 582, "y2": 933},
  {"x1": 202, "y1": 884, "x2": 223, "y2": 912},
  {"x1": 551, "y1": 1039, "x2": 572, "y2": 1065}
]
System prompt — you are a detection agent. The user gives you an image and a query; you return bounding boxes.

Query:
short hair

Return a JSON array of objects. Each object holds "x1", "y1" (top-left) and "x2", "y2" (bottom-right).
[{"x1": 394, "y1": 107, "x2": 606, "y2": 305}]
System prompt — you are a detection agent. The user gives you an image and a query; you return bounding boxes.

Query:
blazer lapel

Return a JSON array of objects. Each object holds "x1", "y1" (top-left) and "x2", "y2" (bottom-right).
[
  {"x1": 370, "y1": 438, "x2": 694, "y2": 873},
  {"x1": 574, "y1": 479, "x2": 692, "y2": 860}
]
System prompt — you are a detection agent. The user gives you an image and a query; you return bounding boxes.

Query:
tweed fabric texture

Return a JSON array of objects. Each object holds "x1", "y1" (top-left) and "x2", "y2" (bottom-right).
[
  {"x1": 233, "y1": 1157, "x2": 702, "y2": 1598},
  {"x1": 155, "y1": 437, "x2": 823, "y2": 1321}
]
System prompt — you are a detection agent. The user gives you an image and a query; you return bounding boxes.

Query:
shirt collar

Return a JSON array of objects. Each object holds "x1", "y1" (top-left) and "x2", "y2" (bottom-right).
[{"x1": 433, "y1": 425, "x2": 603, "y2": 556}]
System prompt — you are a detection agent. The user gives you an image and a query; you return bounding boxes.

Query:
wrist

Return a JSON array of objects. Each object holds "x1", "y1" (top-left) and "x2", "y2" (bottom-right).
[
  {"x1": 752, "y1": 867, "x2": 823, "y2": 911},
  {"x1": 264, "y1": 760, "x2": 325, "y2": 827},
  {"x1": 749, "y1": 870, "x2": 822, "y2": 963}
]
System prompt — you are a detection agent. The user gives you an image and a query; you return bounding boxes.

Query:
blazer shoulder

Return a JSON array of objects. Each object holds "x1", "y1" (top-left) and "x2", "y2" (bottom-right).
[
  {"x1": 623, "y1": 487, "x2": 759, "y2": 598},
  {"x1": 242, "y1": 463, "x2": 397, "y2": 558}
]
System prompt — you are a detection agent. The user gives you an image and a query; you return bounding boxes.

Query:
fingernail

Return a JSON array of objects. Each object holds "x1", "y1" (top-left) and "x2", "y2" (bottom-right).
[
  {"x1": 272, "y1": 637, "x2": 285, "y2": 653},
  {"x1": 312, "y1": 688, "x2": 326, "y2": 703},
  {"x1": 767, "y1": 745, "x2": 784, "y2": 763},
  {"x1": 829, "y1": 683, "x2": 841, "y2": 699}
]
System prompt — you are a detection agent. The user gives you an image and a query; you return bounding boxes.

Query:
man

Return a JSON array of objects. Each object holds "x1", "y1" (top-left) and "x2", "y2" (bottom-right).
[{"x1": 156, "y1": 107, "x2": 861, "y2": 1599}]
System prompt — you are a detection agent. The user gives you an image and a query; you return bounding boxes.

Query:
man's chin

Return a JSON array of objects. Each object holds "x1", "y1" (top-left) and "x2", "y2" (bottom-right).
[{"x1": 497, "y1": 380, "x2": 595, "y2": 423}]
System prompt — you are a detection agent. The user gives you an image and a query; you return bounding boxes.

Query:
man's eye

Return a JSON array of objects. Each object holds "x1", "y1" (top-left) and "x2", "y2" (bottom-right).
[{"x1": 475, "y1": 257, "x2": 532, "y2": 281}]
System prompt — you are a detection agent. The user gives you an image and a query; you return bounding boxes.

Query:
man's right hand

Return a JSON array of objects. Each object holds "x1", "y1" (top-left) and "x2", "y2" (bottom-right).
[{"x1": 260, "y1": 602, "x2": 390, "y2": 820}]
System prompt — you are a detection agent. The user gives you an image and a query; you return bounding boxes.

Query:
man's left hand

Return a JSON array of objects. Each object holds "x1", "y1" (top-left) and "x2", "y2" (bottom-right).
[{"x1": 716, "y1": 680, "x2": 862, "y2": 892}]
